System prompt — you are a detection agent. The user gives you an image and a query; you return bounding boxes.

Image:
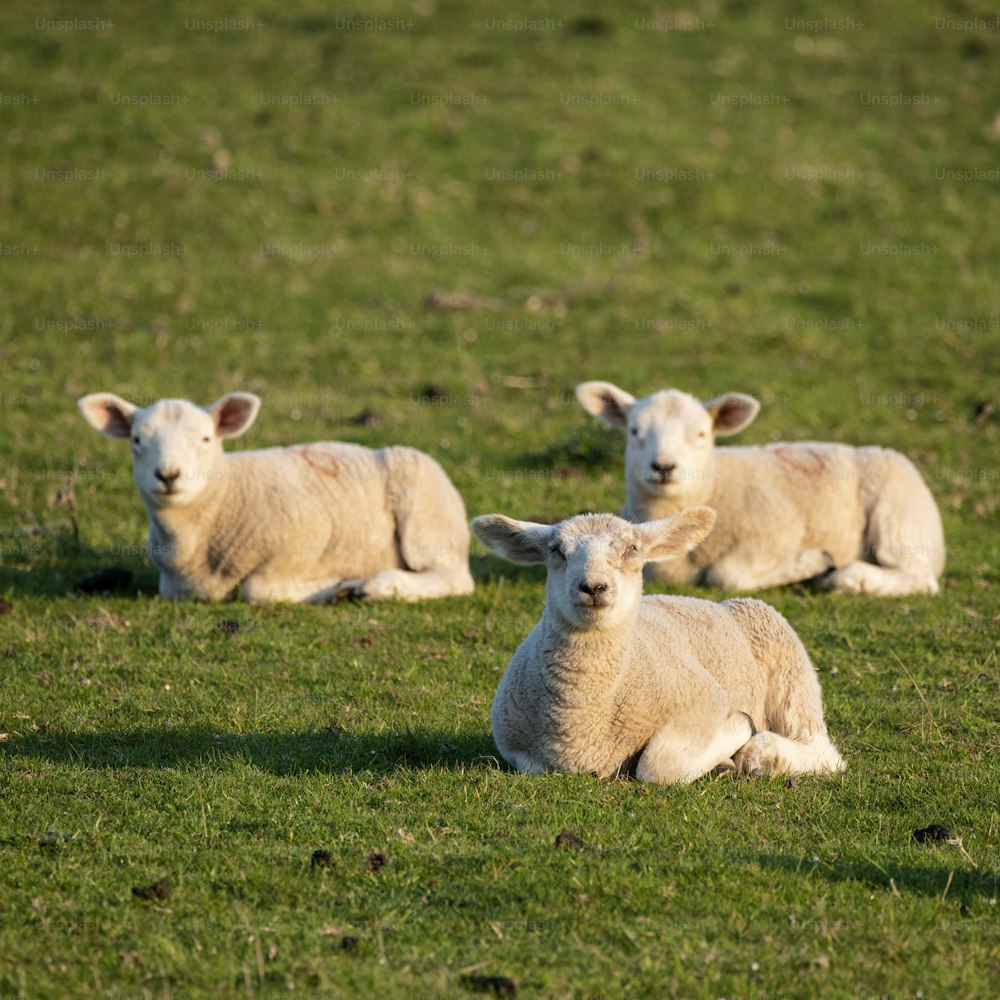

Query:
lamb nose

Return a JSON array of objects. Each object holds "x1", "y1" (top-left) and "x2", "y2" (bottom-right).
[
  {"x1": 155, "y1": 468, "x2": 181, "y2": 485},
  {"x1": 579, "y1": 581, "x2": 608, "y2": 596},
  {"x1": 651, "y1": 462, "x2": 676, "y2": 475}
]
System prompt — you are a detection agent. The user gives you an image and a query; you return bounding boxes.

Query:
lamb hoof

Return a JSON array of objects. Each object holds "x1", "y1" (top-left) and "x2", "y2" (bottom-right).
[
  {"x1": 332, "y1": 579, "x2": 369, "y2": 603},
  {"x1": 807, "y1": 564, "x2": 839, "y2": 590},
  {"x1": 732, "y1": 756, "x2": 766, "y2": 779},
  {"x1": 714, "y1": 759, "x2": 738, "y2": 777},
  {"x1": 732, "y1": 732, "x2": 775, "y2": 777}
]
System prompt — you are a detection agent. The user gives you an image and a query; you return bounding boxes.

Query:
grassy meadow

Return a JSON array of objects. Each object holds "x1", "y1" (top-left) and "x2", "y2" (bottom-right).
[{"x1": 0, "y1": 1, "x2": 998, "y2": 997}]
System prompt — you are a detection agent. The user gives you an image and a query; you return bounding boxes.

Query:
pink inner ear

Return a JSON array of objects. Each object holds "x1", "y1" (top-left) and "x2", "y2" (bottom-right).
[
  {"x1": 600, "y1": 393, "x2": 628, "y2": 424},
  {"x1": 716, "y1": 401, "x2": 743, "y2": 429},
  {"x1": 215, "y1": 398, "x2": 253, "y2": 435},
  {"x1": 712, "y1": 396, "x2": 756, "y2": 433},
  {"x1": 103, "y1": 404, "x2": 134, "y2": 437},
  {"x1": 83, "y1": 398, "x2": 133, "y2": 438}
]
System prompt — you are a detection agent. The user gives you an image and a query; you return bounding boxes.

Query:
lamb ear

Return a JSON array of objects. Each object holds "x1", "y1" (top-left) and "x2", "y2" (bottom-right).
[
  {"x1": 639, "y1": 507, "x2": 716, "y2": 562},
  {"x1": 208, "y1": 392, "x2": 261, "y2": 438},
  {"x1": 575, "y1": 381, "x2": 636, "y2": 429},
  {"x1": 471, "y1": 514, "x2": 553, "y2": 565},
  {"x1": 78, "y1": 393, "x2": 137, "y2": 439},
  {"x1": 705, "y1": 393, "x2": 760, "y2": 436}
]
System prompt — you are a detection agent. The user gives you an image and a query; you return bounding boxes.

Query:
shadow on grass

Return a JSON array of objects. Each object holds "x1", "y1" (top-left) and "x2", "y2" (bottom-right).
[
  {"x1": 513, "y1": 420, "x2": 621, "y2": 474},
  {"x1": 3, "y1": 543, "x2": 537, "y2": 598},
  {"x1": 470, "y1": 553, "x2": 547, "y2": 586},
  {"x1": 754, "y1": 851, "x2": 999, "y2": 902},
  {"x1": 0, "y1": 726, "x2": 503, "y2": 776},
  {"x1": 0, "y1": 539, "x2": 158, "y2": 600}
]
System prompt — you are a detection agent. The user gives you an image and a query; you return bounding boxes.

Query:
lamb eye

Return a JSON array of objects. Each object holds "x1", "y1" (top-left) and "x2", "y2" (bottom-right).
[
  {"x1": 629, "y1": 427, "x2": 638, "y2": 437},
  {"x1": 624, "y1": 544, "x2": 639, "y2": 559},
  {"x1": 549, "y1": 545, "x2": 565, "y2": 561},
  {"x1": 201, "y1": 435, "x2": 211, "y2": 444},
  {"x1": 132, "y1": 435, "x2": 140, "y2": 445}
]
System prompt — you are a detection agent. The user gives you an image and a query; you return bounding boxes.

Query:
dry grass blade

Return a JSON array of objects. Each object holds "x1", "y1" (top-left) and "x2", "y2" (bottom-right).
[{"x1": 890, "y1": 650, "x2": 945, "y2": 745}]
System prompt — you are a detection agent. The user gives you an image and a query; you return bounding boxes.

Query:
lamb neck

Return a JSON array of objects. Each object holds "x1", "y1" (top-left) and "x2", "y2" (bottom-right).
[{"x1": 537, "y1": 613, "x2": 637, "y2": 704}]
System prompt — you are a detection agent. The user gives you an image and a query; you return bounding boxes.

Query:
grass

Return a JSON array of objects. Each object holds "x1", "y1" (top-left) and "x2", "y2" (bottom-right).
[{"x1": 1, "y1": 0, "x2": 999, "y2": 997}]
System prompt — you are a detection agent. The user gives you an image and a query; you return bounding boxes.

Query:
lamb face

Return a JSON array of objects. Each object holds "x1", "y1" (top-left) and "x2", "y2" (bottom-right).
[
  {"x1": 471, "y1": 507, "x2": 717, "y2": 631},
  {"x1": 129, "y1": 400, "x2": 225, "y2": 508},
  {"x1": 626, "y1": 391, "x2": 717, "y2": 504},
  {"x1": 78, "y1": 392, "x2": 260, "y2": 509},
  {"x1": 545, "y1": 515, "x2": 643, "y2": 629},
  {"x1": 576, "y1": 381, "x2": 761, "y2": 507},
  {"x1": 543, "y1": 515, "x2": 646, "y2": 631}
]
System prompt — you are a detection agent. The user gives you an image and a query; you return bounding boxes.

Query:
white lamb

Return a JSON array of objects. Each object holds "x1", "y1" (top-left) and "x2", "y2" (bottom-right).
[
  {"x1": 472, "y1": 507, "x2": 844, "y2": 783},
  {"x1": 576, "y1": 380, "x2": 945, "y2": 596},
  {"x1": 78, "y1": 391, "x2": 475, "y2": 603}
]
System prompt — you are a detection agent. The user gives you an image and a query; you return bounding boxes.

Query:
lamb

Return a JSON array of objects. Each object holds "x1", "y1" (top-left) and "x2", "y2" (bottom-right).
[
  {"x1": 576, "y1": 380, "x2": 945, "y2": 596},
  {"x1": 78, "y1": 391, "x2": 475, "y2": 603},
  {"x1": 472, "y1": 507, "x2": 844, "y2": 783}
]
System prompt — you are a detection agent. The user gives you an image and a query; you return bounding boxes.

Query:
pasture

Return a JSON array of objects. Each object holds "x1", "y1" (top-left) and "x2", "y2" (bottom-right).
[{"x1": 1, "y1": 2, "x2": 998, "y2": 997}]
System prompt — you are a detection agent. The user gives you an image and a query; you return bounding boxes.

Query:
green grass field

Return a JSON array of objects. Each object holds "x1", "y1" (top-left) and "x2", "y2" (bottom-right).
[{"x1": 1, "y1": 2, "x2": 998, "y2": 997}]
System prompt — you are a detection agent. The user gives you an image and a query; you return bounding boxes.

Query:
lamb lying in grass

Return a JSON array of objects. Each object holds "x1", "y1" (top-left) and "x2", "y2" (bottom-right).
[
  {"x1": 78, "y1": 391, "x2": 475, "y2": 603},
  {"x1": 472, "y1": 507, "x2": 844, "y2": 783},
  {"x1": 576, "y1": 380, "x2": 945, "y2": 596}
]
